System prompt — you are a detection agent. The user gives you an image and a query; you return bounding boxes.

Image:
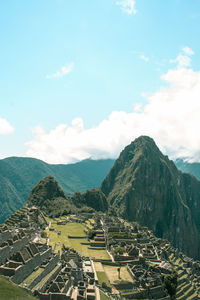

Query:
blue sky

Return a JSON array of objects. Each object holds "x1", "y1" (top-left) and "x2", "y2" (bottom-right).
[{"x1": 1, "y1": 0, "x2": 200, "y2": 163}]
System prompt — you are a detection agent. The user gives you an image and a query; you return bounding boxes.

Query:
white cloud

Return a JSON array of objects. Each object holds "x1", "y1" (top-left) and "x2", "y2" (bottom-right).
[
  {"x1": 46, "y1": 62, "x2": 74, "y2": 79},
  {"x1": 182, "y1": 46, "x2": 194, "y2": 56},
  {"x1": 0, "y1": 118, "x2": 14, "y2": 135},
  {"x1": 116, "y1": 0, "x2": 137, "y2": 15},
  {"x1": 170, "y1": 46, "x2": 194, "y2": 68},
  {"x1": 140, "y1": 55, "x2": 149, "y2": 62},
  {"x1": 26, "y1": 50, "x2": 200, "y2": 164},
  {"x1": 134, "y1": 103, "x2": 143, "y2": 112}
]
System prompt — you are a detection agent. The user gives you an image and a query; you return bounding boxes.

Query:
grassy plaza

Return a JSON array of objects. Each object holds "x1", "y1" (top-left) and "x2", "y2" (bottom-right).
[{"x1": 45, "y1": 219, "x2": 110, "y2": 259}]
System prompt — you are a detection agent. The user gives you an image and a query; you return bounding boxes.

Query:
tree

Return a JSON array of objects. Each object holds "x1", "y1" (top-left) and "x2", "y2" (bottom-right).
[
  {"x1": 112, "y1": 246, "x2": 126, "y2": 256},
  {"x1": 163, "y1": 270, "x2": 178, "y2": 299},
  {"x1": 88, "y1": 229, "x2": 95, "y2": 239},
  {"x1": 41, "y1": 230, "x2": 47, "y2": 238}
]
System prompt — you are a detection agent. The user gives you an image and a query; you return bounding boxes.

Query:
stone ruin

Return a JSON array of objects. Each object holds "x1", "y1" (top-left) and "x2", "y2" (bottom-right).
[{"x1": 1, "y1": 208, "x2": 200, "y2": 299}]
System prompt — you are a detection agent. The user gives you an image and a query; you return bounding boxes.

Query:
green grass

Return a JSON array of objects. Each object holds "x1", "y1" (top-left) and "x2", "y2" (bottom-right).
[
  {"x1": 99, "y1": 290, "x2": 111, "y2": 300},
  {"x1": 0, "y1": 276, "x2": 37, "y2": 300},
  {"x1": 85, "y1": 220, "x2": 93, "y2": 229},
  {"x1": 33, "y1": 265, "x2": 60, "y2": 291},
  {"x1": 97, "y1": 272, "x2": 111, "y2": 287},
  {"x1": 22, "y1": 267, "x2": 44, "y2": 286},
  {"x1": 103, "y1": 265, "x2": 134, "y2": 286},
  {"x1": 46, "y1": 221, "x2": 110, "y2": 259}
]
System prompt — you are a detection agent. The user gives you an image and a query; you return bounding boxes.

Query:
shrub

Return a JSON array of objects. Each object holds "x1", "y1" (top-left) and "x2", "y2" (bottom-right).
[
  {"x1": 112, "y1": 246, "x2": 126, "y2": 256},
  {"x1": 163, "y1": 269, "x2": 178, "y2": 298},
  {"x1": 88, "y1": 229, "x2": 95, "y2": 239},
  {"x1": 41, "y1": 230, "x2": 47, "y2": 238}
]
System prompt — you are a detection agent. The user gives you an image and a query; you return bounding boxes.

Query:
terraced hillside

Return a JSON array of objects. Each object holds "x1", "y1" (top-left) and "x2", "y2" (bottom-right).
[{"x1": 1, "y1": 206, "x2": 200, "y2": 299}]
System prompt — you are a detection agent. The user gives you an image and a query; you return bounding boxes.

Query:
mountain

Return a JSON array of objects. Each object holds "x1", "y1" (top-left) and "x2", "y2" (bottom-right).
[
  {"x1": 71, "y1": 189, "x2": 108, "y2": 212},
  {"x1": 0, "y1": 157, "x2": 114, "y2": 223},
  {"x1": 100, "y1": 136, "x2": 200, "y2": 259},
  {"x1": 28, "y1": 176, "x2": 108, "y2": 217},
  {"x1": 27, "y1": 176, "x2": 74, "y2": 217},
  {"x1": 175, "y1": 158, "x2": 200, "y2": 179}
]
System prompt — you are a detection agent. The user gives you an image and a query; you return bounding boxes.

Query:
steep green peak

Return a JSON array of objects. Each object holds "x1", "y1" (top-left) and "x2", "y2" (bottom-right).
[
  {"x1": 118, "y1": 135, "x2": 162, "y2": 165},
  {"x1": 131, "y1": 135, "x2": 157, "y2": 147},
  {"x1": 27, "y1": 176, "x2": 67, "y2": 208}
]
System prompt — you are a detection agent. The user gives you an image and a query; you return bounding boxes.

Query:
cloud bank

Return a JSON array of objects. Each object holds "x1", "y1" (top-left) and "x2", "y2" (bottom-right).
[
  {"x1": 0, "y1": 118, "x2": 14, "y2": 135},
  {"x1": 26, "y1": 47, "x2": 200, "y2": 164}
]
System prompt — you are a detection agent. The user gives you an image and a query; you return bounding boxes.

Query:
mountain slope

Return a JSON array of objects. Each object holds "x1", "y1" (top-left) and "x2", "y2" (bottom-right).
[
  {"x1": 101, "y1": 136, "x2": 200, "y2": 259},
  {"x1": 27, "y1": 176, "x2": 108, "y2": 216},
  {"x1": 27, "y1": 176, "x2": 74, "y2": 217},
  {"x1": 0, "y1": 157, "x2": 114, "y2": 223}
]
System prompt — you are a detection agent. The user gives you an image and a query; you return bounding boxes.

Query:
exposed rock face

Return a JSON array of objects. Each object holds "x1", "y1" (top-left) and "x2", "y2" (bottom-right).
[{"x1": 101, "y1": 136, "x2": 200, "y2": 259}]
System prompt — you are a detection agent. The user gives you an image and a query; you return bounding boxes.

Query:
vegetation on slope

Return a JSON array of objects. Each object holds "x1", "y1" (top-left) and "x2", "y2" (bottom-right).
[
  {"x1": 163, "y1": 270, "x2": 178, "y2": 299},
  {"x1": 0, "y1": 275, "x2": 37, "y2": 300},
  {"x1": 71, "y1": 188, "x2": 108, "y2": 212},
  {"x1": 27, "y1": 176, "x2": 74, "y2": 218},
  {"x1": 0, "y1": 158, "x2": 114, "y2": 222},
  {"x1": 27, "y1": 176, "x2": 108, "y2": 218},
  {"x1": 100, "y1": 136, "x2": 200, "y2": 259}
]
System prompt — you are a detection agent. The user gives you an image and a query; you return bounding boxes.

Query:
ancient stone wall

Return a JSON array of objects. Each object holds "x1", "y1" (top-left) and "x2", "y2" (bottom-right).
[
  {"x1": 39, "y1": 264, "x2": 62, "y2": 293},
  {"x1": 37, "y1": 293, "x2": 71, "y2": 300},
  {"x1": 10, "y1": 236, "x2": 30, "y2": 255},
  {"x1": 0, "y1": 230, "x2": 12, "y2": 244},
  {"x1": 0, "y1": 236, "x2": 30, "y2": 264},
  {"x1": 149, "y1": 285, "x2": 167, "y2": 298},
  {"x1": 0, "y1": 266, "x2": 16, "y2": 276},
  {"x1": 29, "y1": 254, "x2": 59, "y2": 289},
  {"x1": 12, "y1": 248, "x2": 52, "y2": 284},
  {"x1": 0, "y1": 245, "x2": 11, "y2": 264}
]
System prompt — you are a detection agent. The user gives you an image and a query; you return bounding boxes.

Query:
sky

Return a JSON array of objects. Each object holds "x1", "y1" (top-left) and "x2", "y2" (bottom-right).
[{"x1": 1, "y1": 0, "x2": 200, "y2": 164}]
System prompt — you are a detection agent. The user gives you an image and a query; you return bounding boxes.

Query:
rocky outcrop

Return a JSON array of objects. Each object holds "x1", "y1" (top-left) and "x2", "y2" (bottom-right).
[
  {"x1": 101, "y1": 136, "x2": 200, "y2": 259},
  {"x1": 27, "y1": 176, "x2": 73, "y2": 217}
]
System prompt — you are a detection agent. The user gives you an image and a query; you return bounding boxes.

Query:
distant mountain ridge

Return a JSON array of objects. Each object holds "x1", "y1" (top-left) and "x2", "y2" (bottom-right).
[
  {"x1": 175, "y1": 158, "x2": 200, "y2": 179},
  {"x1": 0, "y1": 157, "x2": 115, "y2": 223}
]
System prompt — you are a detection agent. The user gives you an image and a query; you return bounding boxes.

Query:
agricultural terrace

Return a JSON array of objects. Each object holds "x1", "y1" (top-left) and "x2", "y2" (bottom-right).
[{"x1": 44, "y1": 217, "x2": 110, "y2": 260}]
